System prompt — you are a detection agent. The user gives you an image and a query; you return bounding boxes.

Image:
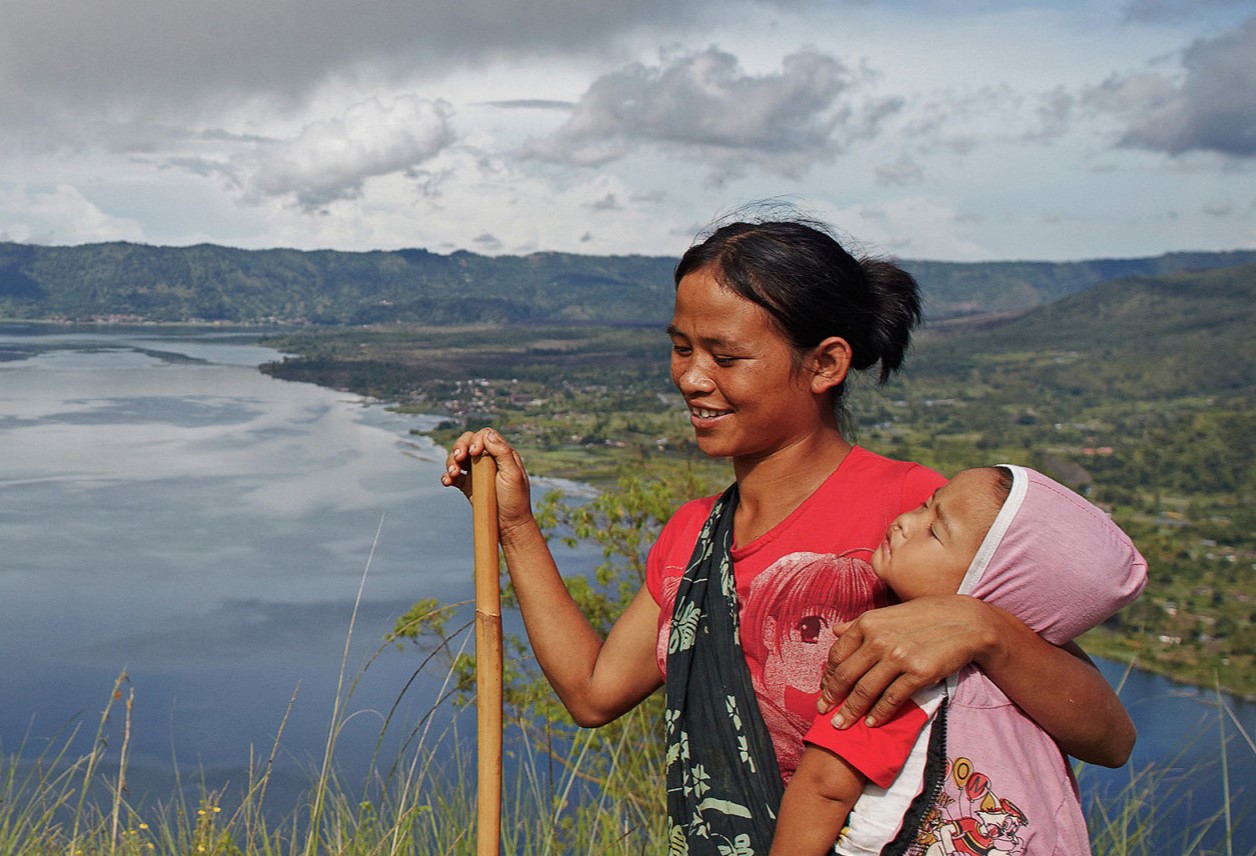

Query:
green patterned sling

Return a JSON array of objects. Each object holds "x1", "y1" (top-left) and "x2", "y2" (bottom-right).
[{"x1": 665, "y1": 484, "x2": 784, "y2": 854}]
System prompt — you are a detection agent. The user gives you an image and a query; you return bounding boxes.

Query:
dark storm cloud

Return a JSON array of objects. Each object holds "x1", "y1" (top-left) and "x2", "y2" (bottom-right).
[
  {"x1": 1090, "y1": 16, "x2": 1256, "y2": 157},
  {"x1": 526, "y1": 47, "x2": 903, "y2": 179}
]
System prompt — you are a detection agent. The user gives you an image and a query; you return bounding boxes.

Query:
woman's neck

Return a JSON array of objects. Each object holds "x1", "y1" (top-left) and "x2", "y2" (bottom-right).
[{"x1": 731, "y1": 432, "x2": 853, "y2": 547}]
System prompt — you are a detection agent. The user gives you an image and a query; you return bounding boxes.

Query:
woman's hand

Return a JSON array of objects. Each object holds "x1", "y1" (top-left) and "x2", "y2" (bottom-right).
[
  {"x1": 441, "y1": 428, "x2": 535, "y2": 541},
  {"x1": 818, "y1": 595, "x2": 996, "y2": 728},
  {"x1": 442, "y1": 428, "x2": 664, "y2": 726},
  {"x1": 818, "y1": 594, "x2": 1136, "y2": 765}
]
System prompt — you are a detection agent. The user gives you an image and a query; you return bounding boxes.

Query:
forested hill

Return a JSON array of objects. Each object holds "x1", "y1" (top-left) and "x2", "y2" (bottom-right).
[
  {"x1": 911, "y1": 261, "x2": 1256, "y2": 400},
  {"x1": 2, "y1": 240, "x2": 1255, "y2": 326}
]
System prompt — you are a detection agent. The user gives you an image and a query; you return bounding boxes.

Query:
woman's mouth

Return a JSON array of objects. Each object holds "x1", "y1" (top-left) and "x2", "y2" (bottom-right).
[{"x1": 688, "y1": 404, "x2": 731, "y2": 423}]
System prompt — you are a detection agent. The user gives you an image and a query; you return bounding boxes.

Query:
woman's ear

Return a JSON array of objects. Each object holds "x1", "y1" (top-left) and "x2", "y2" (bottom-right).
[{"x1": 809, "y1": 336, "x2": 852, "y2": 393}]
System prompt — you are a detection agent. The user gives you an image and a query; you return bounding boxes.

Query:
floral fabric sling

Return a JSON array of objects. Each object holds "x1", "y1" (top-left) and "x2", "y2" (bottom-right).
[{"x1": 665, "y1": 484, "x2": 784, "y2": 855}]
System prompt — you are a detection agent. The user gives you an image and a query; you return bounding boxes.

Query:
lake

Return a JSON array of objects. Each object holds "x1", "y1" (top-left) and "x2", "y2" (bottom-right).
[
  {"x1": 0, "y1": 325, "x2": 492, "y2": 806},
  {"x1": 0, "y1": 326, "x2": 1252, "y2": 852}
]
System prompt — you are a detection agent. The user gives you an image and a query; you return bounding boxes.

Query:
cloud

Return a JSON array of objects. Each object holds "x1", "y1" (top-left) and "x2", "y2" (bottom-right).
[
  {"x1": 472, "y1": 233, "x2": 503, "y2": 251},
  {"x1": 221, "y1": 96, "x2": 455, "y2": 210},
  {"x1": 589, "y1": 193, "x2": 623, "y2": 211},
  {"x1": 1089, "y1": 16, "x2": 1256, "y2": 157},
  {"x1": 875, "y1": 156, "x2": 925, "y2": 187},
  {"x1": 0, "y1": 183, "x2": 145, "y2": 244},
  {"x1": 525, "y1": 47, "x2": 902, "y2": 179},
  {"x1": 0, "y1": 0, "x2": 734, "y2": 119},
  {"x1": 482, "y1": 99, "x2": 575, "y2": 112},
  {"x1": 1026, "y1": 88, "x2": 1077, "y2": 142},
  {"x1": 815, "y1": 196, "x2": 991, "y2": 261}
]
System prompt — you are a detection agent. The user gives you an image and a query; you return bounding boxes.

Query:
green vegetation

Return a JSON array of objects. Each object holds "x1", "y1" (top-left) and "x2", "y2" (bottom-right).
[
  {"x1": 4, "y1": 239, "x2": 1255, "y2": 326},
  {"x1": 262, "y1": 262, "x2": 1256, "y2": 699}
]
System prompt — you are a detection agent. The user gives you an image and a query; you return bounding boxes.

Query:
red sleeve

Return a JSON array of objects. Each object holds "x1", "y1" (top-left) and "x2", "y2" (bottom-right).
[{"x1": 802, "y1": 699, "x2": 930, "y2": 789}]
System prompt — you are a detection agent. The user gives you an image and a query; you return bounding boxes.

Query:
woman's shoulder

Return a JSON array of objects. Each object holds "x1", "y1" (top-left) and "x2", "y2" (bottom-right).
[
  {"x1": 647, "y1": 492, "x2": 723, "y2": 600},
  {"x1": 652, "y1": 490, "x2": 728, "y2": 563},
  {"x1": 660, "y1": 492, "x2": 721, "y2": 539}
]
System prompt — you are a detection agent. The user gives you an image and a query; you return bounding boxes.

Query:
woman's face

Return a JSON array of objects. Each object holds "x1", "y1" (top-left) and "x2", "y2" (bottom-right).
[{"x1": 668, "y1": 267, "x2": 824, "y2": 462}]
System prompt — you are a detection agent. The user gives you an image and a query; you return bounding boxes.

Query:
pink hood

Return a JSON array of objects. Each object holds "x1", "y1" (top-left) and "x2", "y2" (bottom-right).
[{"x1": 957, "y1": 465, "x2": 1147, "y2": 645}]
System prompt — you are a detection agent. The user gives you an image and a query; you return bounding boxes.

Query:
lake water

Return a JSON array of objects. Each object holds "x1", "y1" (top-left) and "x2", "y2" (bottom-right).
[
  {"x1": 0, "y1": 325, "x2": 491, "y2": 807},
  {"x1": 1, "y1": 326, "x2": 1253, "y2": 852}
]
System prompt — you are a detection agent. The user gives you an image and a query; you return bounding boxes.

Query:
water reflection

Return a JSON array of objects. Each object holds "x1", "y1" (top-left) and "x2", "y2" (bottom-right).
[{"x1": 0, "y1": 326, "x2": 475, "y2": 804}]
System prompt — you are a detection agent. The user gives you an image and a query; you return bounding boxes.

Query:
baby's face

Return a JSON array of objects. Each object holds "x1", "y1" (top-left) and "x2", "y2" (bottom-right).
[{"x1": 871, "y1": 468, "x2": 1004, "y2": 601}]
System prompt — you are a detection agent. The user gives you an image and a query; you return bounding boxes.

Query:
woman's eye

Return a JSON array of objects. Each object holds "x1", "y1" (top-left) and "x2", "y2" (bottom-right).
[{"x1": 713, "y1": 355, "x2": 736, "y2": 367}]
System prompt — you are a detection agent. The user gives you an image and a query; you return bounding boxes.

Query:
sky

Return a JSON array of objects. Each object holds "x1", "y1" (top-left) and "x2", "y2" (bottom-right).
[{"x1": 1, "y1": 0, "x2": 1254, "y2": 262}]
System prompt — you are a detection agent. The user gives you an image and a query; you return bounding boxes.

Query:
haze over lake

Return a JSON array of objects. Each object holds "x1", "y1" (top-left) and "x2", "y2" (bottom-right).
[{"x1": 0, "y1": 325, "x2": 1252, "y2": 850}]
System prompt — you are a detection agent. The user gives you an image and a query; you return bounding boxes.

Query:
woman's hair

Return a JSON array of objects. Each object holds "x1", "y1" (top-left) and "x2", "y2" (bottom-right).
[{"x1": 674, "y1": 217, "x2": 923, "y2": 389}]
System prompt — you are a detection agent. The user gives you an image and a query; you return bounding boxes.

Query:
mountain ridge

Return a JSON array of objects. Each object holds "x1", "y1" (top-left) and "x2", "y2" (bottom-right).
[
  {"x1": 3, "y1": 240, "x2": 1255, "y2": 326},
  {"x1": 909, "y1": 261, "x2": 1256, "y2": 400}
]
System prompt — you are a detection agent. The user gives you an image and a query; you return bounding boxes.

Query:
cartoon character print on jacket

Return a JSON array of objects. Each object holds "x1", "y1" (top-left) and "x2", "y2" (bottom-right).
[{"x1": 913, "y1": 758, "x2": 1028, "y2": 856}]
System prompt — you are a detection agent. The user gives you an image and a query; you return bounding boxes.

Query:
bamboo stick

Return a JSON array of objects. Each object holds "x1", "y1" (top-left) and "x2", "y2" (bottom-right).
[{"x1": 470, "y1": 454, "x2": 502, "y2": 855}]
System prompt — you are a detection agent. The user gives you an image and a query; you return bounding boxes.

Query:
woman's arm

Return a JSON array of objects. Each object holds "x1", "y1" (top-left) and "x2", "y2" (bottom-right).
[
  {"x1": 817, "y1": 595, "x2": 1135, "y2": 767},
  {"x1": 444, "y1": 429, "x2": 663, "y2": 727}
]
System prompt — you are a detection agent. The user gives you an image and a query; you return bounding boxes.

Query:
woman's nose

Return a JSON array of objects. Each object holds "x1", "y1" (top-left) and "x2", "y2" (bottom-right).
[{"x1": 675, "y1": 360, "x2": 714, "y2": 393}]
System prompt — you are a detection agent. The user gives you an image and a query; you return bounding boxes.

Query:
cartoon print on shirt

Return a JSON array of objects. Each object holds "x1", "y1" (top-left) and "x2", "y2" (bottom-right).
[
  {"x1": 740, "y1": 551, "x2": 888, "y2": 781},
  {"x1": 914, "y1": 757, "x2": 1029, "y2": 856}
]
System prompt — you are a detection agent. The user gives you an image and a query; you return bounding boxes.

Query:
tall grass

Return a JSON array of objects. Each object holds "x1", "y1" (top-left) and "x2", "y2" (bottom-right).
[
  {"x1": 3, "y1": 663, "x2": 1251, "y2": 855},
  {"x1": 8, "y1": 670, "x2": 1250, "y2": 856},
  {"x1": 0, "y1": 675, "x2": 664, "y2": 854},
  {"x1": 0, "y1": 517, "x2": 664, "y2": 855}
]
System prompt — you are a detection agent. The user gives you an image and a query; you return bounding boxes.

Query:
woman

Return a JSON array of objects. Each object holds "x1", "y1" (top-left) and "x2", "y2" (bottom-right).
[{"x1": 443, "y1": 218, "x2": 1133, "y2": 854}]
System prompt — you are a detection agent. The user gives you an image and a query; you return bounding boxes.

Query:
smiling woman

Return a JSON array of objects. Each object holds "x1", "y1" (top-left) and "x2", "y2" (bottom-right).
[
  {"x1": 667, "y1": 267, "x2": 823, "y2": 466},
  {"x1": 667, "y1": 219, "x2": 922, "y2": 488},
  {"x1": 440, "y1": 214, "x2": 1137, "y2": 854}
]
